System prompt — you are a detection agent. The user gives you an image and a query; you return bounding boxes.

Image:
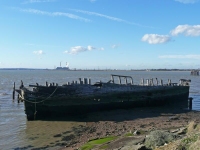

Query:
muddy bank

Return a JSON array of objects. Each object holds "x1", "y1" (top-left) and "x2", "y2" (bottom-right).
[
  {"x1": 15, "y1": 106, "x2": 200, "y2": 150},
  {"x1": 57, "y1": 106, "x2": 200, "y2": 150}
]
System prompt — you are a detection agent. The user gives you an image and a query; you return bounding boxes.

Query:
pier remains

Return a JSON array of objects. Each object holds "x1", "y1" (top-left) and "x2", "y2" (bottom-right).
[{"x1": 191, "y1": 70, "x2": 199, "y2": 76}]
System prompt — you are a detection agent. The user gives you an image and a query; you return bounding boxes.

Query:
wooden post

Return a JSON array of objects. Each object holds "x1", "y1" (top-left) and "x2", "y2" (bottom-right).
[
  {"x1": 88, "y1": 78, "x2": 91, "y2": 85},
  {"x1": 79, "y1": 78, "x2": 82, "y2": 84},
  {"x1": 146, "y1": 79, "x2": 149, "y2": 86},
  {"x1": 141, "y1": 78, "x2": 144, "y2": 86},
  {"x1": 118, "y1": 77, "x2": 121, "y2": 85},
  {"x1": 46, "y1": 81, "x2": 48, "y2": 87},
  {"x1": 20, "y1": 80, "x2": 24, "y2": 89},
  {"x1": 125, "y1": 77, "x2": 127, "y2": 85},
  {"x1": 156, "y1": 78, "x2": 158, "y2": 86},
  {"x1": 12, "y1": 82, "x2": 15, "y2": 100},
  {"x1": 160, "y1": 79, "x2": 163, "y2": 86},
  {"x1": 188, "y1": 97, "x2": 193, "y2": 110},
  {"x1": 111, "y1": 75, "x2": 114, "y2": 83},
  {"x1": 84, "y1": 78, "x2": 88, "y2": 84}
]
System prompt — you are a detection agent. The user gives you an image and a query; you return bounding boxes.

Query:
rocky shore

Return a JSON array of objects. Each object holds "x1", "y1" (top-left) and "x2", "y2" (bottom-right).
[
  {"x1": 17, "y1": 106, "x2": 200, "y2": 150},
  {"x1": 48, "y1": 106, "x2": 200, "y2": 150}
]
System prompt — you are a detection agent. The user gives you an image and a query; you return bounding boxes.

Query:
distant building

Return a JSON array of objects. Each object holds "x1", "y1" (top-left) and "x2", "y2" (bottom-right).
[{"x1": 56, "y1": 62, "x2": 70, "y2": 70}]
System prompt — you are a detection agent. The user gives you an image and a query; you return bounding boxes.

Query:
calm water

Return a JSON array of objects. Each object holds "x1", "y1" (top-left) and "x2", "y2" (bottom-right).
[{"x1": 0, "y1": 70, "x2": 199, "y2": 149}]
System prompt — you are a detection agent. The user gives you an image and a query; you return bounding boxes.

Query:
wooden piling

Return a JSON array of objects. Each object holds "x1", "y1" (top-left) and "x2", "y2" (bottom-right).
[
  {"x1": 188, "y1": 97, "x2": 193, "y2": 110},
  {"x1": 12, "y1": 82, "x2": 15, "y2": 100},
  {"x1": 156, "y1": 78, "x2": 158, "y2": 86},
  {"x1": 88, "y1": 78, "x2": 91, "y2": 85},
  {"x1": 84, "y1": 78, "x2": 88, "y2": 84},
  {"x1": 160, "y1": 79, "x2": 163, "y2": 86},
  {"x1": 146, "y1": 79, "x2": 149, "y2": 86}
]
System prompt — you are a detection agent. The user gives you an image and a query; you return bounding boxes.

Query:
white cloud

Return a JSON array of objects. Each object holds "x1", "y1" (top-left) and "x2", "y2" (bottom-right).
[
  {"x1": 141, "y1": 34, "x2": 171, "y2": 44},
  {"x1": 99, "y1": 47, "x2": 104, "y2": 50},
  {"x1": 64, "y1": 45, "x2": 97, "y2": 54},
  {"x1": 33, "y1": 50, "x2": 44, "y2": 55},
  {"x1": 159, "y1": 54, "x2": 200, "y2": 59},
  {"x1": 87, "y1": 45, "x2": 95, "y2": 51},
  {"x1": 69, "y1": 9, "x2": 152, "y2": 28},
  {"x1": 171, "y1": 25, "x2": 200, "y2": 36},
  {"x1": 174, "y1": 0, "x2": 199, "y2": 4},
  {"x1": 111, "y1": 44, "x2": 119, "y2": 49},
  {"x1": 20, "y1": 9, "x2": 91, "y2": 22}
]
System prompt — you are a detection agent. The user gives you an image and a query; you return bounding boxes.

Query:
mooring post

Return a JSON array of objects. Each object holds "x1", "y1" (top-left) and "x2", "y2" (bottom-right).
[
  {"x1": 12, "y1": 82, "x2": 15, "y2": 100},
  {"x1": 188, "y1": 97, "x2": 193, "y2": 110}
]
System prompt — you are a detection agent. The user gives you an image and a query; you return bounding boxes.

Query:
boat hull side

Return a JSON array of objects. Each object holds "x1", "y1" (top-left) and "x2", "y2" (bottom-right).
[{"x1": 24, "y1": 86, "x2": 189, "y2": 120}]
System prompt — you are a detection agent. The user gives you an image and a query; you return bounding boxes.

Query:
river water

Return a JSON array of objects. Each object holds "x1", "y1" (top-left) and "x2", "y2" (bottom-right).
[{"x1": 0, "y1": 70, "x2": 199, "y2": 149}]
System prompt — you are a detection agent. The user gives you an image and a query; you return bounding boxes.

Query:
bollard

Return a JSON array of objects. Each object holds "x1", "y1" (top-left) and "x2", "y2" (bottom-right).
[{"x1": 188, "y1": 97, "x2": 193, "y2": 110}]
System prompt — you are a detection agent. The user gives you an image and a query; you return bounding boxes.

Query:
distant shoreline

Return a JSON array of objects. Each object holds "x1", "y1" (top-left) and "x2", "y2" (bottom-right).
[{"x1": 0, "y1": 68, "x2": 194, "y2": 71}]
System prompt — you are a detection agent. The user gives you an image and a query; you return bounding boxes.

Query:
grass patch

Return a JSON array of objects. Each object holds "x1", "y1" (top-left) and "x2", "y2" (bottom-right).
[
  {"x1": 125, "y1": 133, "x2": 133, "y2": 136},
  {"x1": 182, "y1": 135, "x2": 198, "y2": 145},
  {"x1": 80, "y1": 136, "x2": 117, "y2": 150},
  {"x1": 99, "y1": 144, "x2": 108, "y2": 149}
]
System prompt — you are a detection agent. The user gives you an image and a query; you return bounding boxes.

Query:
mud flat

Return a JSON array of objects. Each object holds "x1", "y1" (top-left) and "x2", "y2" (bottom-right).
[{"x1": 15, "y1": 104, "x2": 199, "y2": 150}]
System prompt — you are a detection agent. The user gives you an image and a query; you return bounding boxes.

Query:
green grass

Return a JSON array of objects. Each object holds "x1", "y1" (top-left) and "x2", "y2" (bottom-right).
[
  {"x1": 80, "y1": 136, "x2": 117, "y2": 150},
  {"x1": 124, "y1": 133, "x2": 133, "y2": 136}
]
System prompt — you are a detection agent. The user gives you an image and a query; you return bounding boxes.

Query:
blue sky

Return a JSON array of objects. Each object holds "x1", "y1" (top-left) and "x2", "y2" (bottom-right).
[{"x1": 0, "y1": 0, "x2": 200, "y2": 69}]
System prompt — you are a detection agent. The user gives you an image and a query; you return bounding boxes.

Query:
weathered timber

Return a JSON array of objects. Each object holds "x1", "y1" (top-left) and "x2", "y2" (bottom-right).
[{"x1": 14, "y1": 74, "x2": 191, "y2": 121}]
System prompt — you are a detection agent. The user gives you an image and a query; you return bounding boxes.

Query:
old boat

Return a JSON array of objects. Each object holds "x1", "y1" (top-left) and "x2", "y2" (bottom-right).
[{"x1": 14, "y1": 74, "x2": 190, "y2": 120}]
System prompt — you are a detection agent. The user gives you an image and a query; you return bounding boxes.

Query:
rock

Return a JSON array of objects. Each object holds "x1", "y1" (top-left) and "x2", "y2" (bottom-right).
[
  {"x1": 121, "y1": 144, "x2": 146, "y2": 150},
  {"x1": 134, "y1": 130, "x2": 140, "y2": 135},
  {"x1": 145, "y1": 130, "x2": 174, "y2": 149},
  {"x1": 169, "y1": 116, "x2": 179, "y2": 121},
  {"x1": 170, "y1": 127, "x2": 186, "y2": 135}
]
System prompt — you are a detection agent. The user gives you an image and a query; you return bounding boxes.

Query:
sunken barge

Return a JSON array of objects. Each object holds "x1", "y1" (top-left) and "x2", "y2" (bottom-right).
[{"x1": 14, "y1": 74, "x2": 190, "y2": 121}]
